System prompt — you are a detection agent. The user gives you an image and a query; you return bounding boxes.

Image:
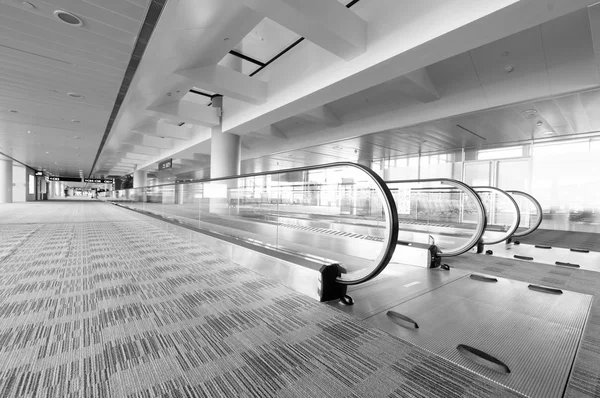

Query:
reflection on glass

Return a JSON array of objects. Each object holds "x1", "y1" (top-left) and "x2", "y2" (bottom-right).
[
  {"x1": 473, "y1": 187, "x2": 520, "y2": 245},
  {"x1": 386, "y1": 180, "x2": 486, "y2": 256},
  {"x1": 100, "y1": 164, "x2": 397, "y2": 285}
]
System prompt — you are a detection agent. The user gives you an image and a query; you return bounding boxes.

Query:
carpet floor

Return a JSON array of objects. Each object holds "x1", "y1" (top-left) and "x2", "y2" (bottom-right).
[
  {"x1": 516, "y1": 228, "x2": 600, "y2": 252},
  {"x1": 0, "y1": 201, "x2": 522, "y2": 398}
]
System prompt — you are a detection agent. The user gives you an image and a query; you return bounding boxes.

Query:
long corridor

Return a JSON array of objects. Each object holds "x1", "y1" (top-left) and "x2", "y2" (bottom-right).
[{"x1": 0, "y1": 201, "x2": 521, "y2": 398}]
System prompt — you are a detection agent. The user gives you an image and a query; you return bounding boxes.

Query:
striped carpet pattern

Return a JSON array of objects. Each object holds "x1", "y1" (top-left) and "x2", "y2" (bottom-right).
[
  {"x1": 516, "y1": 228, "x2": 600, "y2": 252},
  {"x1": 446, "y1": 253, "x2": 600, "y2": 398},
  {"x1": 0, "y1": 201, "x2": 523, "y2": 398}
]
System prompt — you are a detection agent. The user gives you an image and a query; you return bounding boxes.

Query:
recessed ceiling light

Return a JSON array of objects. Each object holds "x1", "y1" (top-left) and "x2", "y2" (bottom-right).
[
  {"x1": 504, "y1": 65, "x2": 514, "y2": 73},
  {"x1": 28, "y1": 131, "x2": 31, "y2": 134},
  {"x1": 536, "y1": 121, "x2": 543, "y2": 127},
  {"x1": 541, "y1": 131, "x2": 555, "y2": 136},
  {"x1": 67, "y1": 92, "x2": 83, "y2": 99},
  {"x1": 54, "y1": 10, "x2": 83, "y2": 27},
  {"x1": 45, "y1": 151, "x2": 49, "y2": 154},
  {"x1": 22, "y1": 1, "x2": 35, "y2": 9},
  {"x1": 9, "y1": 110, "x2": 18, "y2": 113},
  {"x1": 520, "y1": 109, "x2": 537, "y2": 117},
  {"x1": 71, "y1": 120, "x2": 81, "y2": 123}
]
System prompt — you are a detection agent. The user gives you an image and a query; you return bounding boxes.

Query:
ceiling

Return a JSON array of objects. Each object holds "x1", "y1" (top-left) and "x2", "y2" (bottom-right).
[
  {"x1": 2, "y1": 0, "x2": 600, "y2": 183},
  {"x1": 0, "y1": 0, "x2": 150, "y2": 176}
]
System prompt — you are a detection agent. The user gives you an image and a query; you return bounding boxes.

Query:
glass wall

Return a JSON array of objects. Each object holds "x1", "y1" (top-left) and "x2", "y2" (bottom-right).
[{"x1": 374, "y1": 136, "x2": 600, "y2": 233}]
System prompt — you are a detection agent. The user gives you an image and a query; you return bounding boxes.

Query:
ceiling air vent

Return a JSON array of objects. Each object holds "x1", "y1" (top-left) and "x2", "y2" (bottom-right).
[{"x1": 54, "y1": 10, "x2": 83, "y2": 26}]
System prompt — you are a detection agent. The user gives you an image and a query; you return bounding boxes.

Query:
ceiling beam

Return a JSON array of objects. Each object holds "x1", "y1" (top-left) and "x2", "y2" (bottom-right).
[
  {"x1": 245, "y1": 125, "x2": 287, "y2": 140},
  {"x1": 295, "y1": 105, "x2": 341, "y2": 126},
  {"x1": 147, "y1": 100, "x2": 220, "y2": 127},
  {"x1": 157, "y1": 122, "x2": 193, "y2": 141},
  {"x1": 176, "y1": 65, "x2": 267, "y2": 105},
  {"x1": 240, "y1": 0, "x2": 366, "y2": 61},
  {"x1": 122, "y1": 133, "x2": 175, "y2": 149},
  {"x1": 397, "y1": 68, "x2": 441, "y2": 103}
]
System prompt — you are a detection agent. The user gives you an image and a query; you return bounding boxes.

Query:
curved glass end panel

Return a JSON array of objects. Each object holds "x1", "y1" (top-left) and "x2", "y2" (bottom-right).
[
  {"x1": 473, "y1": 186, "x2": 520, "y2": 245},
  {"x1": 506, "y1": 190, "x2": 543, "y2": 238},
  {"x1": 385, "y1": 179, "x2": 487, "y2": 257},
  {"x1": 101, "y1": 163, "x2": 398, "y2": 286}
]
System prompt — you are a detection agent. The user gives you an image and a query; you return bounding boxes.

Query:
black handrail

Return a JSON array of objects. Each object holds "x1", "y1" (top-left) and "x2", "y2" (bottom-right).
[
  {"x1": 472, "y1": 186, "x2": 520, "y2": 245},
  {"x1": 506, "y1": 190, "x2": 543, "y2": 238},
  {"x1": 106, "y1": 162, "x2": 399, "y2": 286},
  {"x1": 385, "y1": 178, "x2": 487, "y2": 257}
]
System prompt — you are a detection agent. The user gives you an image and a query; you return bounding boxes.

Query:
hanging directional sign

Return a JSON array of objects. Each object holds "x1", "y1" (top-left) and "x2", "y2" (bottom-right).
[
  {"x1": 48, "y1": 176, "x2": 82, "y2": 182},
  {"x1": 158, "y1": 158, "x2": 172, "y2": 170},
  {"x1": 84, "y1": 178, "x2": 114, "y2": 184}
]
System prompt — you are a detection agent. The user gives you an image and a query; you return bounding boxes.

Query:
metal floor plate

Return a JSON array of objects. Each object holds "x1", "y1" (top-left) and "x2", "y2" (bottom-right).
[
  {"x1": 327, "y1": 264, "x2": 469, "y2": 320},
  {"x1": 365, "y1": 274, "x2": 592, "y2": 398},
  {"x1": 483, "y1": 242, "x2": 600, "y2": 272}
]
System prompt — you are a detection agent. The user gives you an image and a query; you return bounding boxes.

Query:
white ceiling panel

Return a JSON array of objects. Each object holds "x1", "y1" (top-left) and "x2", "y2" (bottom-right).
[
  {"x1": 542, "y1": 9, "x2": 599, "y2": 94},
  {"x1": 0, "y1": 0, "x2": 149, "y2": 177},
  {"x1": 470, "y1": 25, "x2": 550, "y2": 108}
]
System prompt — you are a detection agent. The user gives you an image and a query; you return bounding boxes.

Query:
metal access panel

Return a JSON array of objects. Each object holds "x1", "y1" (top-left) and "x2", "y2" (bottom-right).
[
  {"x1": 327, "y1": 265, "x2": 468, "y2": 320},
  {"x1": 366, "y1": 274, "x2": 592, "y2": 398}
]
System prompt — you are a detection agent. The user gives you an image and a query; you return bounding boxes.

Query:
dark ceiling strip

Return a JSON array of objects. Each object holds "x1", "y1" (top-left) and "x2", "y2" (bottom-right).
[
  {"x1": 456, "y1": 124, "x2": 487, "y2": 141},
  {"x1": 189, "y1": 89, "x2": 214, "y2": 98},
  {"x1": 250, "y1": 38, "x2": 304, "y2": 77},
  {"x1": 88, "y1": 0, "x2": 168, "y2": 178},
  {"x1": 250, "y1": 0, "x2": 361, "y2": 77},
  {"x1": 0, "y1": 150, "x2": 36, "y2": 171},
  {"x1": 229, "y1": 50, "x2": 265, "y2": 67}
]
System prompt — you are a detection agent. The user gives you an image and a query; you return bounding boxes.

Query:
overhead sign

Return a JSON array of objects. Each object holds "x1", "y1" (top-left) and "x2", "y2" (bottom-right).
[
  {"x1": 158, "y1": 158, "x2": 172, "y2": 170},
  {"x1": 48, "y1": 176, "x2": 82, "y2": 182},
  {"x1": 84, "y1": 178, "x2": 114, "y2": 184}
]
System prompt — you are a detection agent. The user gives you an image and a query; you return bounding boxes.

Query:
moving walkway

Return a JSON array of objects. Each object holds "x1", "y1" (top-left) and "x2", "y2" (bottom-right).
[{"x1": 101, "y1": 163, "x2": 590, "y2": 398}]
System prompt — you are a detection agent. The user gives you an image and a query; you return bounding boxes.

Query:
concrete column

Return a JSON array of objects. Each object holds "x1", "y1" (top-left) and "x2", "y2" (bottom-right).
[
  {"x1": 0, "y1": 159, "x2": 13, "y2": 203},
  {"x1": 209, "y1": 96, "x2": 240, "y2": 214},
  {"x1": 133, "y1": 170, "x2": 147, "y2": 188},
  {"x1": 210, "y1": 96, "x2": 240, "y2": 178},
  {"x1": 357, "y1": 158, "x2": 371, "y2": 168}
]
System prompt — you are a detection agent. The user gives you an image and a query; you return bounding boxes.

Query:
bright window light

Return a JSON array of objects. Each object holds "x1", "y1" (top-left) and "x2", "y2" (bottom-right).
[
  {"x1": 533, "y1": 141, "x2": 589, "y2": 157},
  {"x1": 478, "y1": 146, "x2": 523, "y2": 160}
]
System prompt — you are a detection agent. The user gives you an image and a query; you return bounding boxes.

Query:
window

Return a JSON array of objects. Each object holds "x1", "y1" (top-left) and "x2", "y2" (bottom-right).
[
  {"x1": 477, "y1": 146, "x2": 523, "y2": 160},
  {"x1": 533, "y1": 140, "x2": 589, "y2": 157}
]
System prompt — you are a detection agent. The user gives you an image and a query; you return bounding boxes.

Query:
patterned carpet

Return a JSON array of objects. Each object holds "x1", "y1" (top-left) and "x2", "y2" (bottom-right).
[
  {"x1": 0, "y1": 201, "x2": 523, "y2": 398},
  {"x1": 516, "y1": 228, "x2": 600, "y2": 252}
]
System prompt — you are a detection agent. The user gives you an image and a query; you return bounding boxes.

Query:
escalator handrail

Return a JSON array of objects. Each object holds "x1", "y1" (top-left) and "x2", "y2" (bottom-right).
[
  {"x1": 106, "y1": 162, "x2": 399, "y2": 286},
  {"x1": 505, "y1": 190, "x2": 543, "y2": 238},
  {"x1": 385, "y1": 178, "x2": 487, "y2": 257},
  {"x1": 472, "y1": 186, "x2": 521, "y2": 245}
]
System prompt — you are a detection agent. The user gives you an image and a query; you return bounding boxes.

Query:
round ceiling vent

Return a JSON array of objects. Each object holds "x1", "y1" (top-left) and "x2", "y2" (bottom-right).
[{"x1": 54, "y1": 10, "x2": 83, "y2": 26}]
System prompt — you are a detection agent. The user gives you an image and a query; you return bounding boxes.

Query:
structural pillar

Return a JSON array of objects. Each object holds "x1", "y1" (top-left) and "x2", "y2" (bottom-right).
[
  {"x1": 133, "y1": 170, "x2": 147, "y2": 188},
  {"x1": 0, "y1": 159, "x2": 13, "y2": 203},
  {"x1": 210, "y1": 96, "x2": 240, "y2": 178},
  {"x1": 209, "y1": 96, "x2": 240, "y2": 214}
]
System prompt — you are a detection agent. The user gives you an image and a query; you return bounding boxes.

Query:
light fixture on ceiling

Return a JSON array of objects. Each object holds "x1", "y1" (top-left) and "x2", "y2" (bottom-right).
[
  {"x1": 67, "y1": 92, "x2": 84, "y2": 99},
  {"x1": 45, "y1": 151, "x2": 49, "y2": 154},
  {"x1": 502, "y1": 51, "x2": 509, "y2": 57},
  {"x1": 54, "y1": 10, "x2": 83, "y2": 26},
  {"x1": 22, "y1": 1, "x2": 35, "y2": 9},
  {"x1": 520, "y1": 109, "x2": 537, "y2": 117},
  {"x1": 28, "y1": 131, "x2": 31, "y2": 134},
  {"x1": 541, "y1": 131, "x2": 555, "y2": 136},
  {"x1": 71, "y1": 120, "x2": 81, "y2": 123},
  {"x1": 536, "y1": 121, "x2": 543, "y2": 127},
  {"x1": 504, "y1": 65, "x2": 514, "y2": 73},
  {"x1": 9, "y1": 110, "x2": 18, "y2": 113}
]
